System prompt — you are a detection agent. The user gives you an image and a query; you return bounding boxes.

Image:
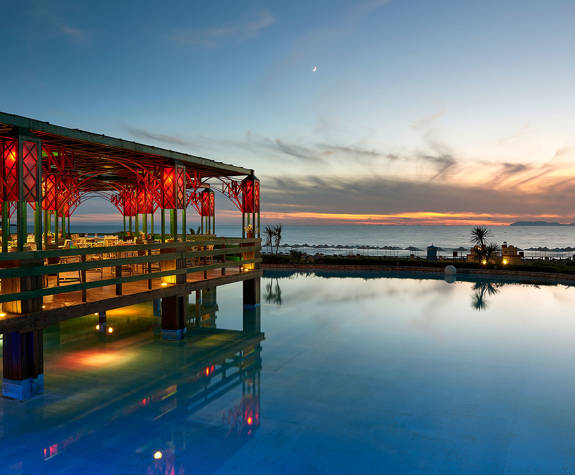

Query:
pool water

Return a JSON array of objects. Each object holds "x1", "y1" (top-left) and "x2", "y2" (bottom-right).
[{"x1": 2, "y1": 270, "x2": 575, "y2": 473}]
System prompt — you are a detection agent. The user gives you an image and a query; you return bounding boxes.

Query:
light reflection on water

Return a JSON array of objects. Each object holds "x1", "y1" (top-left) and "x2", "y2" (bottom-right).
[{"x1": 2, "y1": 272, "x2": 575, "y2": 472}]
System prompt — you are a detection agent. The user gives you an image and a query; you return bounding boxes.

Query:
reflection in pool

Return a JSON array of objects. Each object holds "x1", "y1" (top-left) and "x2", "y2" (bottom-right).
[{"x1": 3, "y1": 270, "x2": 575, "y2": 472}]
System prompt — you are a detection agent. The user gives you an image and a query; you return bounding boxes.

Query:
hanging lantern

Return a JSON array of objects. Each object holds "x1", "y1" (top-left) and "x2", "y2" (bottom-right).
[
  {"x1": 124, "y1": 188, "x2": 137, "y2": 217},
  {"x1": 161, "y1": 167, "x2": 175, "y2": 209},
  {"x1": 137, "y1": 185, "x2": 154, "y2": 214},
  {"x1": 161, "y1": 165, "x2": 186, "y2": 209},
  {"x1": 200, "y1": 188, "x2": 215, "y2": 217},
  {"x1": 2, "y1": 139, "x2": 18, "y2": 201},
  {"x1": 21, "y1": 140, "x2": 39, "y2": 202},
  {"x1": 176, "y1": 166, "x2": 185, "y2": 209},
  {"x1": 241, "y1": 175, "x2": 260, "y2": 213},
  {"x1": 42, "y1": 174, "x2": 57, "y2": 211}
]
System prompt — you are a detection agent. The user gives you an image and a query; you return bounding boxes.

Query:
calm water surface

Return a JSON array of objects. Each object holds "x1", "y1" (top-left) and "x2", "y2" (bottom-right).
[{"x1": 2, "y1": 271, "x2": 575, "y2": 473}]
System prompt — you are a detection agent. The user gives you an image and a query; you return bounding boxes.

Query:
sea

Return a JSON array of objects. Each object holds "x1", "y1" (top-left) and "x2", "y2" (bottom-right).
[{"x1": 65, "y1": 223, "x2": 575, "y2": 259}]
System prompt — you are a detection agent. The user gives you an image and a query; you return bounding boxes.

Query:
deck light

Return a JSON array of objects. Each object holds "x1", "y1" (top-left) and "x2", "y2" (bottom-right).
[
  {"x1": 153, "y1": 451, "x2": 163, "y2": 460},
  {"x1": 247, "y1": 416, "x2": 253, "y2": 425},
  {"x1": 107, "y1": 327, "x2": 114, "y2": 334},
  {"x1": 161, "y1": 282, "x2": 167, "y2": 287},
  {"x1": 96, "y1": 324, "x2": 100, "y2": 330},
  {"x1": 502, "y1": 258, "x2": 508, "y2": 265},
  {"x1": 0, "y1": 313, "x2": 6, "y2": 318},
  {"x1": 481, "y1": 259, "x2": 487, "y2": 265}
]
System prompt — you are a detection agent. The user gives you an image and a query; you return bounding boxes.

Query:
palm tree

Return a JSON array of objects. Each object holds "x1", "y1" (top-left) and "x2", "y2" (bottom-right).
[
  {"x1": 264, "y1": 225, "x2": 275, "y2": 253},
  {"x1": 273, "y1": 224, "x2": 283, "y2": 254},
  {"x1": 471, "y1": 226, "x2": 490, "y2": 248},
  {"x1": 471, "y1": 281, "x2": 502, "y2": 311},
  {"x1": 484, "y1": 243, "x2": 500, "y2": 259}
]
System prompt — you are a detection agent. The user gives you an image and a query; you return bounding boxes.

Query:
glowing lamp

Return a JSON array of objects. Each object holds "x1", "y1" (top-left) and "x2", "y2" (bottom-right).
[
  {"x1": 107, "y1": 327, "x2": 114, "y2": 334},
  {"x1": 502, "y1": 258, "x2": 508, "y2": 265},
  {"x1": 247, "y1": 416, "x2": 253, "y2": 425},
  {"x1": 153, "y1": 451, "x2": 163, "y2": 460},
  {"x1": 241, "y1": 175, "x2": 260, "y2": 213},
  {"x1": 200, "y1": 188, "x2": 215, "y2": 217},
  {"x1": 0, "y1": 312, "x2": 6, "y2": 318},
  {"x1": 161, "y1": 282, "x2": 167, "y2": 287},
  {"x1": 2, "y1": 139, "x2": 19, "y2": 201},
  {"x1": 96, "y1": 324, "x2": 100, "y2": 330},
  {"x1": 481, "y1": 259, "x2": 487, "y2": 265},
  {"x1": 161, "y1": 165, "x2": 185, "y2": 209}
]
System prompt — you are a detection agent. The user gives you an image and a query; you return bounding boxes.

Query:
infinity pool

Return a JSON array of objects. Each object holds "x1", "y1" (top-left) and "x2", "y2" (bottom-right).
[{"x1": 2, "y1": 270, "x2": 575, "y2": 473}]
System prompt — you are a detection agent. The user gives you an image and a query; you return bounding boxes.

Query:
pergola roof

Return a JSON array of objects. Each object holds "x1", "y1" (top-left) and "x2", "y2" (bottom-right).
[{"x1": 0, "y1": 112, "x2": 252, "y2": 189}]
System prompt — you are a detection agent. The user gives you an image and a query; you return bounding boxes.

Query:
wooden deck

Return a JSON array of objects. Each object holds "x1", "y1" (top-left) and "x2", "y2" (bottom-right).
[{"x1": 0, "y1": 266, "x2": 261, "y2": 333}]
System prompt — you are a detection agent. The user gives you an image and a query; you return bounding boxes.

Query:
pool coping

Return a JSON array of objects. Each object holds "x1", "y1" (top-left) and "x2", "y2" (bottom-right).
[{"x1": 262, "y1": 263, "x2": 575, "y2": 285}]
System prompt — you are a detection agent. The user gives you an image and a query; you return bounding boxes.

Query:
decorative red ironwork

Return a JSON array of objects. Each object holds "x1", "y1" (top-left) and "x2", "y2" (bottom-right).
[
  {"x1": 200, "y1": 188, "x2": 215, "y2": 217},
  {"x1": 176, "y1": 166, "x2": 185, "y2": 209},
  {"x1": 42, "y1": 174, "x2": 57, "y2": 211},
  {"x1": 22, "y1": 141, "x2": 38, "y2": 202},
  {"x1": 241, "y1": 176, "x2": 260, "y2": 213},
  {"x1": 219, "y1": 178, "x2": 243, "y2": 211},
  {"x1": 161, "y1": 166, "x2": 186, "y2": 209},
  {"x1": 161, "y1": 167, "x2": 175, "y2": 209},
  {"x1": 2, "y1": 139, "x2": 18, "y2": 201}
]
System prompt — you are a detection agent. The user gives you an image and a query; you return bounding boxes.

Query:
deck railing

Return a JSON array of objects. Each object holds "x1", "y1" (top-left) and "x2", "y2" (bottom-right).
[{"x1": 0, "y1": 237, "x2": 261, "y2": 311}]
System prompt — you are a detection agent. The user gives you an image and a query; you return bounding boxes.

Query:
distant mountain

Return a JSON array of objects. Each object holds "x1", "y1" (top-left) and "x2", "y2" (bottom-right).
[{"x1": 509, "y1": 221, "x2": 573, "y2": 226}]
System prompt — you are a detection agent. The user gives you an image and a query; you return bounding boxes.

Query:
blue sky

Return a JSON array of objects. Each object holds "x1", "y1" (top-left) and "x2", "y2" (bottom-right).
[{"x1": 3, "y1": 0, "x2": 575, "y2": 224}]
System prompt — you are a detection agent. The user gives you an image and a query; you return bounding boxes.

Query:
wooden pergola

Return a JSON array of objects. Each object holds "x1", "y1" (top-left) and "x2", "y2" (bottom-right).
[
  {"x1": 0, "y1": 112, "x2": 262, "y2": 400},
  {"x1": 0, "y1": 111, "x2": 261, "y2": 251}
]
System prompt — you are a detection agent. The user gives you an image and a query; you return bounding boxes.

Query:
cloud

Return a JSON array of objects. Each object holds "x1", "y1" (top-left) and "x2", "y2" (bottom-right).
[
  {"x1": 410, "y1": 110, "x2": 445, "y2": 130},
  {"x1": 170, "y1": 10, "x2": 274, "y2": 46},
  {"x1": 58, "y1": 24, "x2": 88, "y2": 43},
  {"x1": 126, "y1": 127, "x2": 194, "y2": 148},
  {"x1": 261, "y1": 173, "x2": 575, "y2": 221}
]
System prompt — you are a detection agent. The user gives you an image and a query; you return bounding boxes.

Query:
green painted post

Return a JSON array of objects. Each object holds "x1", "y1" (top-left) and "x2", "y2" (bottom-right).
[
  {"x1": 151, "y1": 211, "x2": 154, "y2": 237},
  {"x1": 34, "y1": 202, "x2": 41, "y2": 250},
  {"x1": 242, "y1": 213, "x2": 245, "y2": 238},
  {"x1": 43, "y1": 207, "x2": 48, "y2": 249},
  {"x1": 17, "y1": 202, "x2": 27, "y2": 251},
  {"x1": 129, "y1": 216, "x2": 133, "y2": 234},
  {"x1": 161, "y1": 208, "x2": 165, "y2": 243},
  {"x1": 123, "y1": 215, "x2": 126, "y2": 236},
  {"x1": 170, "y1": 209, "x2": 177, "y2": 241},
  {"x1": 67, "y1": 214, "x2": 71, "y2": 237},
  {"x1": 61, "y1": 213, "x2": 65, "y2": 239},
  {"x1": 2, "y1": 202, "x2": 9, "y2": 252},
  {"x1": 182, "y1": 208, "x2": 186, "y2": 242},
  {"x1": 143, "y1": 213, "x2": 148, "y2": 237},
  {"x1": 135, "y1": 213, "x2": 139, "y2": 237},
  {"x1": 54, "y1": 210, "x2": 59, "y2": 246}
]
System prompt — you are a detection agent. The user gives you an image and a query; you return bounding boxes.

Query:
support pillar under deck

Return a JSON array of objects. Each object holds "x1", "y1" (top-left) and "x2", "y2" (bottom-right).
[
  {"x1": 161, "y1": 295, "x2": 186, "y2": 340},
  {"x1": 243, "y1": 278, "x2": 261, "y2": 334},
  {"x1": 2, "y1": 329, "x2": 44, "y2": 400}
]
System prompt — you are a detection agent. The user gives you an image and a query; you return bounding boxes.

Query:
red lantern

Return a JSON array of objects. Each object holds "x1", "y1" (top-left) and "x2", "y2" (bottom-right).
[
  {"x1": 161, "y1": 167, "x2": 175, "y2": 209},
  {"x1": 137, "y1": 185, "x2": 154, "y2": 214},
  {"x1": 42, "y1": 175, "x2": 57, "y2": 211},
  {"x1": 2, "y1": 139, "x2": 18, "y2": 201},
  {"x1": 200, "y1": 188, "x2": 215, "y2": 217},
  {"x1": 241, "y1": 176, "x2": 260, "y2": 213},
  {"x1": 162, "y1": 165, "x2": 186, "y2": 209},
  {"x1": 21, "y1": 141, "x2": 39, "y2": 202}
]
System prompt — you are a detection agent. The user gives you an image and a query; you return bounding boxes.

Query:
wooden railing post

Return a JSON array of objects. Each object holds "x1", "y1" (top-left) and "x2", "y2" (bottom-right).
[
  {"x1": 81, "y1": 254, "x2": 87, "y2": 302},
  {"x1": 115, "y1": 265, "x2": 122, "y2": 295},
  {"x1": 147, "y1": 249, "x2": 152, "y2": 289}
]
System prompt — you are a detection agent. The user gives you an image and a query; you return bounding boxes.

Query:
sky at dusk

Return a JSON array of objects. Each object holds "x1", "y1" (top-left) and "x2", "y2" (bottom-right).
[{"x1": 2, "y1": 0, "x2": 575, "y2": 225}]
